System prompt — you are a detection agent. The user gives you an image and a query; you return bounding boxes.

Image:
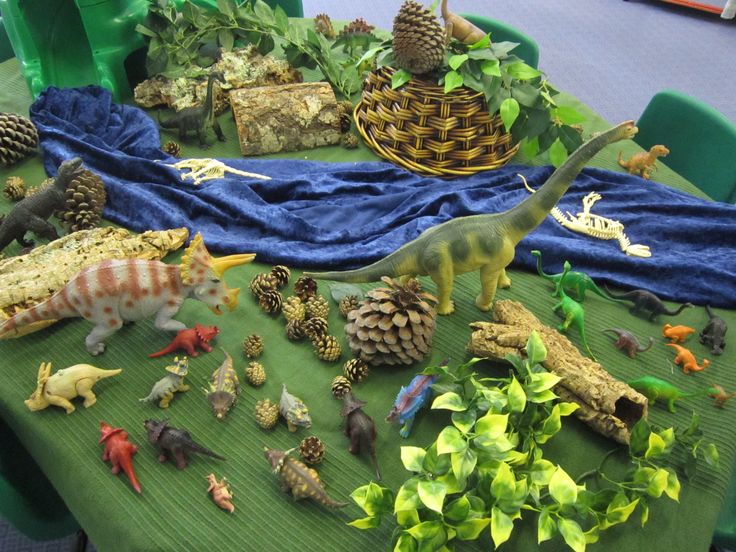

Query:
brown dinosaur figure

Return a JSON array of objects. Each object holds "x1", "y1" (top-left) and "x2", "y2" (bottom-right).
[
  {"x1": 148, "y1": 324, "x2": 219, "y2": 358},
  {"x1": 617, "y1": 144, "x2": 669, "y2": 179},
  {"x1": 662, "y1": 323, "x2": 696, "y2": 343},
  {"x1": 602, "y1": 328, "x2": 653, "y2": 358},
  {"x1": 708, "y1": 385, "x2": 736, "y2": 408},
  {"x1": 666, "y1": 343, "x2": 709, "y2": 374},
  {"x1": 206, "y1": 473, "x2": 235, "y2": 513}
]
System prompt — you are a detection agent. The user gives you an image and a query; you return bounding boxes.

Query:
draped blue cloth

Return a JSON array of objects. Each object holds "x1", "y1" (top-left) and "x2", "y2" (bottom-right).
[{"x1": 30, "y1": 86, "x2": 736, "y2": 307}]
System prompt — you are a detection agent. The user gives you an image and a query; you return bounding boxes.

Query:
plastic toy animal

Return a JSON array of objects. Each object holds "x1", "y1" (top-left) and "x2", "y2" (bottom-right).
[
  {"x1": 662, "y1": 323, "x2": 696, "y2": 343},
  {"x1": 206, "y1": 473, "x2": 235, "y2": 513},
  {"x1": 628, "y1": 376, "x2": 696, "y2": 413},
  {"x1": 263, "y1": 447, "x2": 347, "y2": 508},
  {"x1": 441, "y1": 0, "x2": 485, "y2": 44},
  {"x1": 205, "y1": 350, "x2": 241, "y2": 420},
  {"x1": 386, "y1": 373, "x2": 437, "y2": 438},
  {"x1": 305, "y1": 121, "x2": 638, "y2": 314},
  {"x1": 148, "y1": 324, "x2": 219, "y2": 358},
  {"x1": 158, "y1": 71, "x2": 226, "y2": 147},
  {"x1": 531, "y1": 250, "x2": 620, "y2": 302},
  {"x1": 552, "y1": 262, "x2": 595, "y2": 360},
  {"x1": 603, "y1": 286, "x2": 693, "y2": 321},
  {"x1": 0, "y1": 232, "x2": 254, "y2": 355},
  {"x1": 708, "y1": 385, "x2": 736, "y2": 408},
  {"x1": 602, "y1": 328, "x2": 653, "y2": 358},
  {"x1": 617, "y1": 145, "x2": 669, "y2": 179},
  {"x1": 139, "y1": 356, "x2": 190, "y2": 408},
  {"x1": 341, "y1": 392, "x2": 381, "y2": 480},
  {"x1": 279, "y1": 385, "x2": 312, "y2": 432},
  {"x1": 700, "y1": 305, "x2": 727, "y2": 355},
  {"x1": 25, "y1": 362, "x2": 121, "y2": 414},
  {"x1": 99, "y1": 422, "x2": 141, "y2": 494},
  {"x1": 665, "y1": 343, "x2": 709, "y2": 374},
  {"x1": 144, "y1": 419, "x2": 225, "y2": 469}
]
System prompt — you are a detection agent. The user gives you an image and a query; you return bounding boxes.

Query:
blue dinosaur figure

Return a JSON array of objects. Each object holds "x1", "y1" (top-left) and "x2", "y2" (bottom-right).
[{"x1": 386, "y1": 374, "x2": 437, "y2": 438}]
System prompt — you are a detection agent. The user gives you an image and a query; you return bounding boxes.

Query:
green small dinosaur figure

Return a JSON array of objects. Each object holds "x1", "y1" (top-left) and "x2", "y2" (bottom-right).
[
  {"x1": 552, "y1": 261, "x2": 596, "y2": 360},
  {"x1": 627, "y1": 376, "x2": 698, "y2": 413},
  {"x1": 305, "y1": 121, "x2": 638, "y2": 314},
  {"x1": 531, "y1": 250, "x2": 621, "y2": 303}
]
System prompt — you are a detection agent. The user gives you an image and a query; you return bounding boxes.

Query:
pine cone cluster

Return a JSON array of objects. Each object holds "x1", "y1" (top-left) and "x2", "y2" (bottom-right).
[
  {"x1": 162, "y1": 141, "x2": 181, "y2": 157},
  {"x1": 314, "y1": 13, "x2": 336, "y2": 39},
  {"x1": 56, "y1": 169, "x2": 107, "y2": 232},
  {"x1": 392, "y1": 0, "x2": 446, "y2": 75},
  {"x1": 339, "y1": 295, "x2": 360, "y2": 318},
  {"x1": 245, "y1": 361, "x2": 266, "y2": 386},
  {"x1": 346, "y1": 277, "x2": 437, "y2": 365},
  {"x1": 243, "y1": 334, "x2": 264, "y2": 358},
  {"x1": 331, "y1": 375, "x2": 352, "y2": 398},
  {"x1": 3, "y1": 176, "x2": 25, "y2": 201},
  {"x1": 255, "y1": 399, "x2": 279, "y2": 429},
  {"x1": 343, "y1": 358, "x2": 369, "y2": 383},
  {"x1": 0, "y1": 113, "x2": 38, "y2": 167},
  {"x1": 299, "y1": 435, "x2": 325, "y2": 464}
]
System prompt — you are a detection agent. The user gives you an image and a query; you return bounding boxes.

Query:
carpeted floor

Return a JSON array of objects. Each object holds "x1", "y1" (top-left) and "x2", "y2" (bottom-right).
[{"x1": 1, "y1": 0, "x2": 734, "y2": 550}]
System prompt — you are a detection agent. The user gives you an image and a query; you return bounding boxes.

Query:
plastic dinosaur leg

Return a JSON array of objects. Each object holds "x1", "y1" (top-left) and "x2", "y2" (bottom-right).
[
  {"x1": 26, "y1": 214, "x2": 60, "y2": 241},
  {"x1": 476, "y1": 265, "x2": 501, "y2": 312},
  {"x1": 85, "y1": 322, "x2": 122, "y2": 355},
  {"x1": 558, "y1": 312, "x2": 573, "y2": 332},
  {"x1": 428, "y1": 260, "x2": 454, "y2": 315},
  {"x1": 399, "y1": 417, "x2": 415, "y2": 438},
  {"x1": 76, "y1": 378, "x2": 98, "y2": 408},
  {"x1": 198, "y1": 127, "x2": 209, "y2": 149},
  {"x1": 667, "y1": 399, "x2": 676, "y2": 413},
  {"x1": 154, "y1": 306, "x2": 187, "y2": 332},
  {"x1": 158, "y1": 391, "x2": 173, "y2": 408},
  {"x1": 213, "y1": 118, "x2": 226, "y2": 142},
  {"x1": 16, "y1": 234, "x2": 34, "y2": 248},
  {"x1": 497, "y1": 268, "x2": 512, "y2": 289},
  {"x1": 44, "y1": 394, "x2": 76, "y2": 414},
  {"x1": 177, "y1": 383, "x2": 190, "y2": 392}
]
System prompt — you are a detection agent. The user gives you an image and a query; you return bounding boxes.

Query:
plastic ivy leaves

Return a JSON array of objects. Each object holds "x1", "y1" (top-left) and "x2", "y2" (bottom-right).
[{"x1": 349, "y1": 331, "x2": 719, "y2": 552}]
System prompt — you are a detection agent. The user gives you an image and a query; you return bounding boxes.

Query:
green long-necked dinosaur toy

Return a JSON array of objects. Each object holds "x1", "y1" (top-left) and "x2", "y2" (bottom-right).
[
  {"x1": 552, "y1": 261, "x2": 596, "y2": 360},
  {"x1": 306, "y1": 121, "x2": 638, "y2": 314},
  {"x1": 531, "y1": 250, "x2": 622, "y2": 303}
]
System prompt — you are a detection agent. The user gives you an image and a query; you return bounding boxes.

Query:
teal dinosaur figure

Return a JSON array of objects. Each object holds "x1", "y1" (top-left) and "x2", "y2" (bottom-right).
[
  {"x1": 627, "y1": 376, "x2": 699, "y2": 413},
  {"x1": 552, "y1": 261, "x2": 596, "y2": 360},
  {"x1": 305, "y1": 121, "x2": 638, "y2": 314},
  {"x1": 531, "y1": 250, "x2": 622, "y2": 303}
]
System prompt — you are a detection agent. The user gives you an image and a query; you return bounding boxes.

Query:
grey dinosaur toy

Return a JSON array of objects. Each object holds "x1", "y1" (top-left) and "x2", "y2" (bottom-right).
[
  {"x1": 144, "y1": 418, "x2": 225, "y2": 469},
  {"x1": 602, "y1": 328, "x2": 654, "y2": 358},
  {"x1": 139, "y1": 356, "x2": 190, "y2": 408},
  {"x1": 700, "y1": 305, "x2": 727, "y2": 356}
]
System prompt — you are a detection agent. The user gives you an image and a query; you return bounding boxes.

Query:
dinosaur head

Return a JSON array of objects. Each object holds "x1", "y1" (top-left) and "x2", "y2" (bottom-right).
[
  {"x1": 210, "y1": 71, "x2": 226, "y2": 85},
  {"x1": 340, "y1": 391, "x2": 367, "y2": 417},
  {"x1": 99, "y1": 422, "x2": 126, "y2": 443},
  {"x1": 208, "y1": 390, "x2": 236, "y2": 420},
  {"x1": 165, "y1": 356, "x2": 189, "y2": 376},
  {"x1": 24, "y1": 361, "x2": 53, "y2": 412},
  {"x1": 195, "y1": 324, "x2": 220, "y2": 343},
  {"x1": 180, "y1": 233, "x2": 255, "y2": 315},
  {"x1": 651, "y1": 144, "x2": 670, "y2": 157},
  {"x1": 143, "y1": 418, "x2": 168, "y2": 443},
  {"x1": 57, "y1": 157, "x2": 84, "y2": 178},
  {"x1": 263, "y1": 447, "x2": 288, "y2": 473}
]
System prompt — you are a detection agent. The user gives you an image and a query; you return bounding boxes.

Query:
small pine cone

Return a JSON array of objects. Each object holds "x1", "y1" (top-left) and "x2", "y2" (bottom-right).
[
  {"x1": 162, "y1": 141, "x2": 181, "y2": 157},
  {"x1": 3, "y1": 176, "x2": 25, "y2": 201},
  {"x1": 250, "y1": 272, "x2": 277, "y2": 298},
  {"x1": 259, "y1": 289, "x2": 283, "y2": 314},
  {"x1": 270, "y1": 265, "x2": 291, "y2": 288},
  {"x1": 343, "y1": 358, "x2": 370, "y2": 383},
  {"x1": 0, "y1": 112, "x2": 38, "y2": 167},
  {"x1": 339, "y1": 295, "x2": 360, "y2": 318},
  {"x1": 299, "y1": 435, "x2": 326, "y2": 464},
  {"x1": 24, "y1": 178, "x2": 52, "y2": 198},
  {"x1": 285, "y1": 319, "x2": 307, "y2": 341},
  {"x1": 337, "y1": 101, "x2": 354, "y2": 133},
  {"x1": 331, "y1": 375, "x2": 352, "y2": 398},
  {"x1": 314, "y1": 335, "x2": 342, "y2": 362},
  {"x1": 245, "y1": 361, "x2": 266, "y2": 386},
  {"x1": 255, "y1": 399, "x2": 280, "y2": 429},
  {"x1": 342, "y1": 133, "x2": 359, "y2": 149},
  {"x1": 282, "y1": 296, "x2": 306, "y2": 323},
  {"x1": 293, "y1": 276, "x2": 318, "y2": 301},
  {"x1": 302, "y1": 317, "x2": 328, "y2": 341},
  {"x1": 314, "y1": 13, "x2": 336, "y2": 39},
  {"x1": 305, "y1": 295, "x2": 329, "y2": 319},
  {"x1": 243, "y1": 334, "x2": 264, "y2": 358}
]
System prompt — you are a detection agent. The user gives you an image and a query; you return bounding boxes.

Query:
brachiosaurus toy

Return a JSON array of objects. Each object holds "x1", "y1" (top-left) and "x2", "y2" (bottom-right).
[
  {"x1": 617, "y1": 145, "x2": 669, "y2": 179},
  {"x1": 0, "y1": 233, "x2": 254, "y2": 354},
  {"x1": 531, "y1": 250, "x2": 620, "y2": 303},
  {"x1": 306, "y1": 121, "x2": 638, "y2": 314},
  {"x1": 666, "y1": 343, "x2": 709, "y2": 374},
  {"x1": 551, "y1": 262, "x2": 596, "y2": 360}
]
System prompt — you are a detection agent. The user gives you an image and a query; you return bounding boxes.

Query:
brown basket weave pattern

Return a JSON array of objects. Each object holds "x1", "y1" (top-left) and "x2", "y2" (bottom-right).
[{"x1": 354, "y1": 66, "x2": 519, "y2": 177}]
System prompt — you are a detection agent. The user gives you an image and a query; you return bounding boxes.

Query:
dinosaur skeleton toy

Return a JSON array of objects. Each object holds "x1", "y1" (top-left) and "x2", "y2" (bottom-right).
[
  {"x1": 520, "y1": 174, "x2": 651, "y2": 258},
  {"x1": 164, "y1": 158, "x2": 270, "y2": 185}
]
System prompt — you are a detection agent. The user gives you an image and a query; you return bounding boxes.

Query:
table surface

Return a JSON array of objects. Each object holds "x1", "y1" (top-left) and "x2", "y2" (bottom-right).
[{"x1": 1, "y1": 55, "x2": 734, "y2": 552}]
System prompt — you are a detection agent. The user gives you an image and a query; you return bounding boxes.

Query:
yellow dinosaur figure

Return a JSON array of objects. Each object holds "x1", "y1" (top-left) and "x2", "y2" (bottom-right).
[{"x1": 617, "y1": 144, "x2": 670, "y2": 179}]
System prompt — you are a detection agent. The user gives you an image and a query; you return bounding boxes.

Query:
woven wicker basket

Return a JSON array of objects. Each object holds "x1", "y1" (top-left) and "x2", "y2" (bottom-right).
[{"x1": 354, "y1": 66, "x2": 519, "y2": 177}]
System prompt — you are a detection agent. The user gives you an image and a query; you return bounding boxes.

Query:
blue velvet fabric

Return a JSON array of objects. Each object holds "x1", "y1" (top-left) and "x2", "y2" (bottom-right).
[{"x1": 29, "y1": 86, "x2": 736, "y2": 308}]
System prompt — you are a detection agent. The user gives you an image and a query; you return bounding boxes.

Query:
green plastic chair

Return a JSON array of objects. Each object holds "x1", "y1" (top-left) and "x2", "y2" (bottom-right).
[
  {"x1": 634, "y1": 89, "x2": 736, "y2": 203},
  {"x1": 0, "y1": 16, "x2": 13, "y2": 61},
  {"x1": 714, "y1": 470, "x2": 736, "y2": 550},
  {"x1": 458, "y1": 13, "x2": 540, "y2": 69}
]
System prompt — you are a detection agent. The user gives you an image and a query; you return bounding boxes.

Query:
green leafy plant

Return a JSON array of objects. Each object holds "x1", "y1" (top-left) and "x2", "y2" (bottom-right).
[
  {"x1": 136, "y1": 0, "x2": 378, "y2": 98},
  {"x1": 350, "y1": 332, "x2": 719, "y2": 552}
]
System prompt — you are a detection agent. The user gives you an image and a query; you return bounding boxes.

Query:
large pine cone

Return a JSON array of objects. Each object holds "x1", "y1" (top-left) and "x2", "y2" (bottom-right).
[
  {"x1": 0, "y1": 113, "x2": 38, "y2": 167},
  {"x1": 392, "y1": 0, "x2": 446, "y2": 75},
  {"x1": 56, "y1": 169, "x2": 107, "y2": 232},
  {"x1": 345, "y1": 277, "x2": 437, "y2": 365}
]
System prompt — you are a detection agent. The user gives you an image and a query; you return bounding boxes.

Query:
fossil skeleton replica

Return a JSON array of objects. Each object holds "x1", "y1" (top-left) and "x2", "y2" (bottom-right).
[
  {"x1": 164, "y1": 158, "x2": 270, "y2": 185},
  {"x1": 520, "y1": 175, "x2": 651, "y2": 258}
]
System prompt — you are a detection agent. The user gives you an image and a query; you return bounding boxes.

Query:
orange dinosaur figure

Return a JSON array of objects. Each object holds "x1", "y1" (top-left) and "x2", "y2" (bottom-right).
[
  {"x1": 708, "y1": 385, "x2": 736, "y2": 408},
  {"x1": 618, "y1": 144, "x2": 670, "y2": 179},
  {"x1": 662, "y1": 323, "x2": 696, "y2": 343},
  {"x1": 666, "y1": 343, "x2": 709, "y2": 374}
]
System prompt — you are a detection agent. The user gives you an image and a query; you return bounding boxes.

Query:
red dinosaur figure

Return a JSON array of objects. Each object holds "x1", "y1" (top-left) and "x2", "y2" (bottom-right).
[
  {"x1": 662, "y1": 323, "x2": 696, "y2": 343},
  {"x1": 148, "y1": 324, "x2": 219, "y2": 358},
  {"x1": 665, "y1": 343, "x2": 709, "y2": 374},
  {"x1": 99, "y1": 422, "x2": 142, "y2": 493}
]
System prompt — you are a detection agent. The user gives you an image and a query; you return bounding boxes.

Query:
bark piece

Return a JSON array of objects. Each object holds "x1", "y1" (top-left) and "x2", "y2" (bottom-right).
[
  {"x1": 467, "y1": 300, "x2": 647, "y2": 444},
  {"x1": 230, "y1": 82, "x2": 342, "y2": 155}
]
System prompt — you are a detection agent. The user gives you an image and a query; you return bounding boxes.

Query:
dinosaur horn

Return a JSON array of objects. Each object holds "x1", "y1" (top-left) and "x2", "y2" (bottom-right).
[{"x1": 210, "y1": 253, "x2": 256, "y2": 278}]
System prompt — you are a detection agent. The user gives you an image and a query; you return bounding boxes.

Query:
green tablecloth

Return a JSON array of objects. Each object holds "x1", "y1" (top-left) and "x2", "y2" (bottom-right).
[{"x1": 0, "y1": 56, "x2": 732, "y2": 552}]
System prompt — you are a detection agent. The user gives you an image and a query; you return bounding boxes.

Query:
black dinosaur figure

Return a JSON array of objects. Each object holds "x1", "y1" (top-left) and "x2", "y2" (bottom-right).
[
  {"x1": 0, "y1": 157, "x2": 83, "y2": 252},
  {"x1": 341, "y1": 392, "x2": 381, "y2": 480},
  {"x1": 603, "y1": 286, "x2": 693, "y2": 321},
  {"x1": 143, "y1": 419, "x2": 224, "y2": 470},
  {"x1": 602, "y1": 328, "x2": 654, "y2": 358},
  {"x1": 158, "y1": 71, "x2": 226, "y2": 148},
  {"x1": 700, "y1": 305, "x2": 727, "y2": 355}
]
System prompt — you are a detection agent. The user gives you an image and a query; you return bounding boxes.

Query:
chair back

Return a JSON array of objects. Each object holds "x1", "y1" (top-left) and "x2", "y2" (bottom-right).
[
  {"x1": 459, "y1": 13, "x2": 539, "y2": 68},
  {"x1": 0, "y1": 16, "x2": 14, "y2": 62}
]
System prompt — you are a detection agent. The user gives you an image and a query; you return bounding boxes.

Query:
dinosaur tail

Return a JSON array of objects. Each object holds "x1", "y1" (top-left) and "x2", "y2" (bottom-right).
[
  {"x1": 118, "y1": 453, "x2": 142, "y2": 494},
  {"x1": 638, "y1": 337, "x2": 655, "y2": 353},
  {"x1": 190, "y1": 443, "x2": 226, "y2": 461},
  {"x1": 663, "y1": 303, "x2": 694, "y2": 316},
  {"x1": 706, "y1": 304, "x2": 715, "y2": 319},
  {"x1": 148, "y1": 343, "x2": 177, "y2": 358},
  {"x1": 319, "y1": 493, "x2": 349, "y2": 508},
  {"x1": 0, "y1": 287, "x2": 80, "y2": 339},
  {"x1": 304, "y1": 245, "x2": 420, "y2": 283},
  {"x1": 602, "y1": 285, "x2": 636, "y2": 302},
  {"x1": 589, "y1": 282, "x2": 626, "y2": 303},
  {"x1": 617, "y1": 151, "x2": 628, "y2": 168},
  {"x1": 578, "y1": 325, "x2": 596, "y2": 361}
]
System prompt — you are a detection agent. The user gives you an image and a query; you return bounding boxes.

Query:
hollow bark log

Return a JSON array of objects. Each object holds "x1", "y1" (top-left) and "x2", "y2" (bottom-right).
[
  {"x1": 230, "y1": 82, "x2": 342, "y2": 155},
  {"x1": 467, "y1": 300, "x2": 648, "y2": 444}
]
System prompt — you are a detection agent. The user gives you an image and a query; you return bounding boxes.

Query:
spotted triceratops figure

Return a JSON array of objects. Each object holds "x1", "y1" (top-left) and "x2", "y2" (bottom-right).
[
  {"x1": 0, "y1": 233, "x2": 254, "y2": 355},
  {"x1": 205, "y1": 350, "x2": 241, "y2": 420}
]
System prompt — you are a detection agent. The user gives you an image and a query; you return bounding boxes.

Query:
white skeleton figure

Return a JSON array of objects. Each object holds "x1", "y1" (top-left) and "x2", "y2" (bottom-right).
[
  {"x1": 164, "y1": 158, "x2": 271, "y2": 185},
  {"x1": 520, "y1": 174, "x2": 651, "y2": 258}
]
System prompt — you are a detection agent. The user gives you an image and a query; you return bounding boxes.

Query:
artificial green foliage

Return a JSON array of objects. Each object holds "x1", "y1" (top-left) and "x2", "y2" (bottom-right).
[
  {"x1": 136, "y1": 0, "x2": 379, "y2": 98},
  {"x1": 349, "y1": 332, "x2": 719, "y2": 552}
]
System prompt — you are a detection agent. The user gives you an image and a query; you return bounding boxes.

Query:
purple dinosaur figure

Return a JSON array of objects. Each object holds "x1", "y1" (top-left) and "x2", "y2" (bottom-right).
[{"x1": 386, "y1": 374, "x2": 437, "y2": 438}]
